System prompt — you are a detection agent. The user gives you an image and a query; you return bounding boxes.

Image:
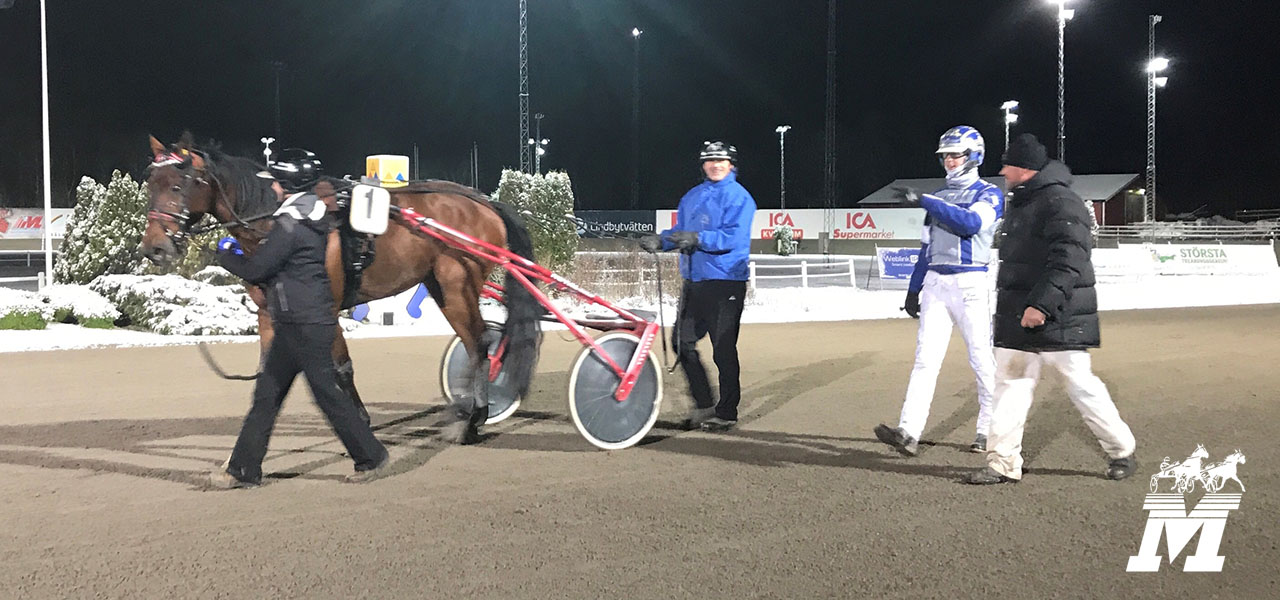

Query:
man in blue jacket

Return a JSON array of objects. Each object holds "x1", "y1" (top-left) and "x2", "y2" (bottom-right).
[{"x1": 641, "y1": 141, "x2": 756, "y2": 431}]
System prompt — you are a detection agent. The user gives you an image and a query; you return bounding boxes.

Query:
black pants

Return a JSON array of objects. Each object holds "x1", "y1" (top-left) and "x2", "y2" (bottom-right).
[
  {"x1": 227, "y1": 322, "x2": 388, "y2": 484},
  {"x1": 674, "y1": 279, "x2": 747, "y2": 421}
]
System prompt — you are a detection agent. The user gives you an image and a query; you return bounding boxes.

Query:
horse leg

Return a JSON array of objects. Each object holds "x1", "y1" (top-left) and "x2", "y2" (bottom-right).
[
  {"x1": 249, "y1": 285, "x2": 275, "y2": 371},
  {"x1": 331, "y1": 327, "x2": 371, "y2": 426},
  {"x1": 433, "y1": 257, "x2": 488, "y2": 445}
]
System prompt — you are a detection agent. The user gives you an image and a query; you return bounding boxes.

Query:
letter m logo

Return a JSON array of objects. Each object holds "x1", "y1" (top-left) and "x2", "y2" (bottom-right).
[{"x1": 1127, "y1": 494, "x2": 1242, "y2": 572}]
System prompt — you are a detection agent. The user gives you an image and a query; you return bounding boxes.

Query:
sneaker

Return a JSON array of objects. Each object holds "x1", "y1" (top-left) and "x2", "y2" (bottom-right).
[
  {"x1": 962, "y1": 467, "x2": 1018, "y2": 485},
  {"x1": 969, "y1": 434, "x2": 987, "y2": 453},
  {"x1": 1107, "y1": 454, "x2": 1137, "y2": 481},
  {"x1": 208, "y1": 469, "x2": 258, "y2": 490},
  {"x1": 700, "y1": 416, "x2": 737, "y2": 432},
  {"x1": 683, "y1": 407, "x2": 715, "y2": 430},
  {"x1": 873, "y1": 424, "x2": 919, "y2": 457},
  {"x1": 345, "y1": 454, "x2": 392, "y2": 484}
]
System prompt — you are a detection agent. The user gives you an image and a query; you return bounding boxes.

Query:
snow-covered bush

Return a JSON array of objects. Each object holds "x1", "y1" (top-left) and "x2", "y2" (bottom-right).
[
  {"x1": 191, "y1": 265, "x2": 241, "y2": 286},
  {"x1": 39, "y1": 284, "x2": 121, "y2": 328},
  {"x1": 169, "y1": 215, "x2": 227, "y2": 279},
  {"x1": 90, "y1": 274, "x2": 257, "y2": 335},
  {"x1": 55, "y1": 171, "x2": 149, "y2": 284},
  {"x1": 492, "y1": 169, "x2": 579, "y2": 276},
  {"x1": 0, "y1": 288, "x2": 53, "y2": 330}
]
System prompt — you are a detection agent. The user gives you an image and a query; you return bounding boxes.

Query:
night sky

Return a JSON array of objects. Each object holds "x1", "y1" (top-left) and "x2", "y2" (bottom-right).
[{"x1": 2, "y1": 1, "x2": 1278, "y2": 217}]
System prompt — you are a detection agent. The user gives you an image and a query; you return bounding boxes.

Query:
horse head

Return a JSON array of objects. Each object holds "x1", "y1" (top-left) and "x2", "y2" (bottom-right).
[
  {"x1": 1190, "y1": 444, "x2": 1209, "y2": 459},
  {"x1": 139, "y1": 133, "x2": 218, "y2": 266}
]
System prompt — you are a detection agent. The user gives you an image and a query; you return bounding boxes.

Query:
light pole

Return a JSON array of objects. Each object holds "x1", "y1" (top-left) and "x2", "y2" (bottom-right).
[
  {"x1": 532, "y1": 112, "x2": 547, "y2": 172},
  {"x1": 529, "y1": 137, "x2": 549, "y2": 175},
  {"x1": 1145, "y1": 15, "x2": 1169, "y2": 223},
  {"x1": 630, "y1": 27, "x2": 642, "y2": 209},
  {"x1": 1000, "y1": 100, "x2": 1019, "y2": 154},
  {"x1": 38, "y1": 0, "x2": 53, "y2": 284},
  {"x1": 1050, "y1": 0, "x2": 1074, "y2": 161},
  {"x1": 260, "y1": 137, "x2": 276, "y2": 165},
  {"x1": 775, "y1": 125, "x2": 791, "y2": 210},
  {"x1": 270, "y1": 61, "x2": 286, "y2": 140}
]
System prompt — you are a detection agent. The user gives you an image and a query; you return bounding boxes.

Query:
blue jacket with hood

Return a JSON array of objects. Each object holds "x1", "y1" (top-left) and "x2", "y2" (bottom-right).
[{"x1": 658, "y1": 169, "x2": 756, "y2": 281}]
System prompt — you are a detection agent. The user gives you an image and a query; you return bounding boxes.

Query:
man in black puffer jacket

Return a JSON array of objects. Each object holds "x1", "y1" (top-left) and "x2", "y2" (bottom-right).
[{"x1": 964, "y1": 133, "x2": 1137, "y2": 485}]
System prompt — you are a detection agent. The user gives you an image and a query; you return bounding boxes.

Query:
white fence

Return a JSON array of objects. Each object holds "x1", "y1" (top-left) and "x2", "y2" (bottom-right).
[
  {"x1": 1096, "y1": 223, "x2": 1280, "y2": 241},
  {"x1": 748, "y1": 258, "x2": 857, "y2": 290}
]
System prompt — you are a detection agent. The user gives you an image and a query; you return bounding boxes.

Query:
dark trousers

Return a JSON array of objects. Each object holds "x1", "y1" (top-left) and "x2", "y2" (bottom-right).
[
  {"x1": 674, "y1": 279, "x2": 747, "y2": 421},
  {"x1": 227, "y1": 322, "x2": 388, "y2": 484}
]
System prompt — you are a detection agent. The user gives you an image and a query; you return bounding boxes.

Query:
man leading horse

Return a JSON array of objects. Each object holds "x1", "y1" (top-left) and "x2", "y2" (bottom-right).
[{"x1": 140, "y1": 133, "x2": 542, "y2": 449}]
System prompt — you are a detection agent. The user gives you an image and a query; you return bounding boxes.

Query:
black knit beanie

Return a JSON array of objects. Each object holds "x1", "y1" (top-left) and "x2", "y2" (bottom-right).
[{"x1": 1002, "y1": 133, "x2": 1049, "y2": 170}]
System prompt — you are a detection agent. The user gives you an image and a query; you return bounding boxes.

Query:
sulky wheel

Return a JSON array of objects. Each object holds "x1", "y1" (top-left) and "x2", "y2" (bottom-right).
[
  {"x1": 567, "y1": 332, "x2": 663, "y2": 450},
  {"x1": 438, "y1": 331, "x2": 520, "y2": 426}
]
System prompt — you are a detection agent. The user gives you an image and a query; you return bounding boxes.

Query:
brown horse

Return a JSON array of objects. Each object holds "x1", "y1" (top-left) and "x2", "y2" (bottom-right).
[{"x1": 138, "y1": 133, "x2": 541, "y2": 442}]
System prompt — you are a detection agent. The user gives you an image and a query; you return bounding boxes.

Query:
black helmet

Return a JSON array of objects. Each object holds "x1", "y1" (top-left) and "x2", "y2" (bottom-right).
[
  {"x1": 699, "y1": 141, "x2": 738, "y2": 163},
  {"x1": 260, "y1": 148, "x2": 323, "y2": 191}
]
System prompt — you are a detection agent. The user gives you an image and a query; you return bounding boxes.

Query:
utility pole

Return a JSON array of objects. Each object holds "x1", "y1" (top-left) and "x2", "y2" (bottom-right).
[
  {"x1": 775, "y1": 125, "x2": 791, "y2": 210},
  {"x1": 1145, "y1": 15, "x2": 1168, "y2": 222},
  {"x1": 821, "y1": 0, "x2": 837, "y2": 254},
  {"x1": 630, "y1": 27, "x2": 643, "y2": 209},
  {"x1": 271, "y1": 61, "x2": 286, "y2": 140}
]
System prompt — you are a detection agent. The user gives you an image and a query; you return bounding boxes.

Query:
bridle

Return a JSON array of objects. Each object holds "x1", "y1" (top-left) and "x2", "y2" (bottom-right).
[{"x1": 145, "y1": 149, "x2": 278, "y2": 253}]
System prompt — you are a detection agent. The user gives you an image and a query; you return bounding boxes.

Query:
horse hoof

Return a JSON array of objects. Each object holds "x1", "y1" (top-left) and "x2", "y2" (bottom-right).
[{"x1": 436, "y1": 405, "x2": 488, "y2": 445}]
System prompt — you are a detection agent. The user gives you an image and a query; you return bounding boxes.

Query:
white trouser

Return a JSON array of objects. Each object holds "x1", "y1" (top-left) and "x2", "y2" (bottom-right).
[
  {"x1": 898, "y1": 270, "x2": 995, "y2": 441},
  {"x1": 986, "y1": 348, "x2": 1137, "y2": 480}
]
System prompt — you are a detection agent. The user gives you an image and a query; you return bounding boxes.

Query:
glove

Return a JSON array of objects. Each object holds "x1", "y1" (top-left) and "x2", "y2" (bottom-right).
[
  {"x1": 215, "y1": 236, "x2": 243, "y2": 256},
  {"x1": 668, "y1": 230, "x2": 700, "y2": 251},
  {"x1": 903, "y1": 290, "x2": 920, "y2": 319},
  {"x1": 638, "y1": 234, "x2": 662, "y2": 254},
  {"x1": 892, "y1": 186, "x2": 921, "y2": 208}
]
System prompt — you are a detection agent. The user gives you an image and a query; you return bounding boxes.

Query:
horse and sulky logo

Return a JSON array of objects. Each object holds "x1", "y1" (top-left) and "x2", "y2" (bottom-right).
[{"x1": 1127, "y1": 444, "x2": 1246, "y2": 572}]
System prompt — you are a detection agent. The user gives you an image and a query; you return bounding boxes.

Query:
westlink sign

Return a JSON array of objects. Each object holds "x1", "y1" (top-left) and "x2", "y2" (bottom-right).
[{"x1": 653, "y1": 208, "x2": 925, "y2": 241}]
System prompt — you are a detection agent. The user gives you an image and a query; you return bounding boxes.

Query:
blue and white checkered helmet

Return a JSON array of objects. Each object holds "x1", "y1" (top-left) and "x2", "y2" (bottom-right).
[{"x1": 936, "y1": 126, "x2": 985, "y2": 173}]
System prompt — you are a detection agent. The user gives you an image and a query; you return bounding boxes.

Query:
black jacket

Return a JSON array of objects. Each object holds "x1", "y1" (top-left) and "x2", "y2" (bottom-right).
[
  {"x1": 219, "y1": 194, "x2": 336, "y2": 325},
  {"x1": 994, "y1": 160, "x2": 1100, "y2": 351}
]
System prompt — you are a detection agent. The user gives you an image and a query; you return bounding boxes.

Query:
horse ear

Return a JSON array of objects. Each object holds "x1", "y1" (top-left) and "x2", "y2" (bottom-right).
[
  {"x1": 191, "y1": 152, "x2": 206, "y2": 171},
  {"x1": 149, "y1": 135, "x2": 165, "y2": 156}
]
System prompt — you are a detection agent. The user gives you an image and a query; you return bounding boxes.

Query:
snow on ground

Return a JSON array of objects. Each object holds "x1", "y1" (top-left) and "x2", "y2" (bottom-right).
[{"x1": 3, "y1": 274, "x2": 1279, "y2": 353}]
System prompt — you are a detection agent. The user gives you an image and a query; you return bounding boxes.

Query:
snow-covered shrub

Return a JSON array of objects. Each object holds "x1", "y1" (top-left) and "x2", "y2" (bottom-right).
[
  {"x1": 90, "y1": 274, "x2": 257, "y2": 335},
  {"x1": 55, "y1": 171, "x2": 149, "y2": 284},
  {"x1": 191, "y1": 265, "x2": 241, "y2": 286},
  {"x1": 39, "y1": 284, "x2": 121, "y2": 328},
  {"x1": 0, "y1": 288, "x2": 53, "y2": 329},
  {"x1": 492, "y1": 169, "x2": 579, "y2": 276},
  {"x1": 168, "y1": 216, "x2": 227, "y2": 279}
]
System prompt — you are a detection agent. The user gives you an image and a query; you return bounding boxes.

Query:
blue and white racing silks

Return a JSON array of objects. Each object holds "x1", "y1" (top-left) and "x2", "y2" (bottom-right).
[{"x1": 907, "y1": 171, "x2": 1004, "y2": 293}]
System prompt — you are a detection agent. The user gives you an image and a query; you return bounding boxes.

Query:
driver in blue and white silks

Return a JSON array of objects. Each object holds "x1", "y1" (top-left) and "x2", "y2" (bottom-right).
[{"x1": 874, "y1": 126, "x2": 1002, "y2": 456}]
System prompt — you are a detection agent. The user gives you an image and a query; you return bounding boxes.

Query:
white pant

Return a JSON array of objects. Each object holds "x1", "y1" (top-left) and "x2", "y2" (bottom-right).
[
  {"x1": 986, "y1": 348, "x2": 1137, "y2": 480},
  {"x1": 898, "y1": 270, "x2": 995, "y2": 441}
]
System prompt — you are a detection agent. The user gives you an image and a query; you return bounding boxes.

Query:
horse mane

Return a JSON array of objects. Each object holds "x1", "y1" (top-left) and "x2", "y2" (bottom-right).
[{"x1": 192, "y1": 140, "x2": 279, "y2": 219}]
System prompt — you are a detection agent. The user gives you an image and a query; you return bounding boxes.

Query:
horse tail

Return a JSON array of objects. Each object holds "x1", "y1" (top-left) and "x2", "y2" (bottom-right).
[{"x1": 491, "y1": 201, "x2": 542, "y2": 399}]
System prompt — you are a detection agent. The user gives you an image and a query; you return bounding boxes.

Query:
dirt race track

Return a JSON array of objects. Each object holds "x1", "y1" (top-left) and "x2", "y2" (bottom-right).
[{"x1": 2, "y1": 305, "x2": 1278, "y2": 599}]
